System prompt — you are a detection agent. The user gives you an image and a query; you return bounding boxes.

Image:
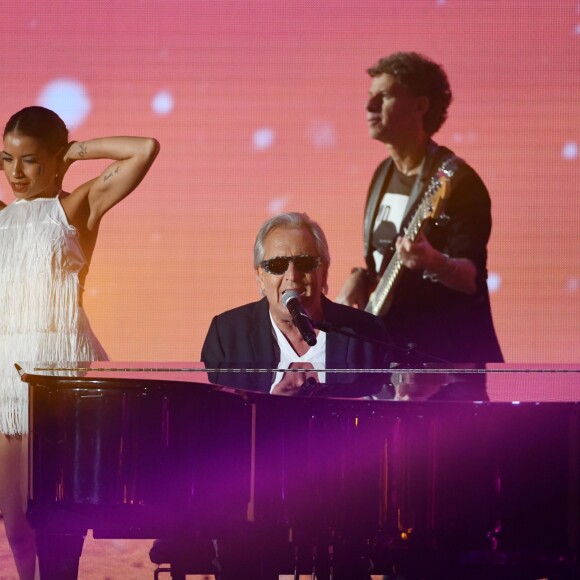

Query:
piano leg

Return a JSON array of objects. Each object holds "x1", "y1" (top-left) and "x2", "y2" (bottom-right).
[
  {"x1": 283, "y1": 541, "x2": 370, "y2": 580},
  {"x1": 36, "y1": 532, "x2": 85, "y2": 580},
  {"x1": 216, "y1": 537, "x2": 280, "y2": 580}
]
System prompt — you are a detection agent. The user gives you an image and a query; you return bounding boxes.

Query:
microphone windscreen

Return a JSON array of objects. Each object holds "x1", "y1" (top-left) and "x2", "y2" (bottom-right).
[{"x1": 281, "y1": 289, "x2": 300, "y2": 308}]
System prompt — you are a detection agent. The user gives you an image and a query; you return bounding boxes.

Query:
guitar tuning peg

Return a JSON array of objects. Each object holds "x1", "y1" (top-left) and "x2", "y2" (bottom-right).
[{"x1": 435, "y1": 213, "x2": 450, "y2": 227}]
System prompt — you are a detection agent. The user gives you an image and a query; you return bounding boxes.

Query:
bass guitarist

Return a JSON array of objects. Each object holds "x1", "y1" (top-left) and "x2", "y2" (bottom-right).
[{"x1": 336, "y1": 52, "x2": 503, "y2": 365}]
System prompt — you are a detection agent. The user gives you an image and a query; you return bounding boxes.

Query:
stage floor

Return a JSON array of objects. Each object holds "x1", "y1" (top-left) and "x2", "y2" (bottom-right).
[
  {"x1": 0, "y1": 521, "x2": 160, "y2": 579},
  {"x1": 2, "y1": 520, "x2": 380, "y2": 579}
]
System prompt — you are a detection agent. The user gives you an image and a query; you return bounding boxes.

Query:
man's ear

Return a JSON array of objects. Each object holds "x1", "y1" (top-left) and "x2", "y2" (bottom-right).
[
  {"x1": 256, "y1": 268, "x2": 266, "y2": 296},
  {"x1": 416, "y1": 95, "x2": 430, "y2": 117}
]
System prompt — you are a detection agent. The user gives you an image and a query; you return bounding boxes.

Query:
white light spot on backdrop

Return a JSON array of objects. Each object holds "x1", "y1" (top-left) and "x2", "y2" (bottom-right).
[
  {"x1": 567, "y1": 278, "x2": 579, "y2": 293},
  {"x1": 151, "y1": 90, "x2": 174, "y2": 116},
  {"x1": 268, "y1": 198, "x2": 288, "y2": 214},
  {"x1": 38, "y1": 79, "x2": 91, "y2": 130},
  {"x1": 253, "y1": 127, "x2": 275, "y2": 151},
  {"x1": 575, "y1": 24, "x2": 580, "y2": 36},
  {"x1": 487, "y1": 272, "x2": 501, "y2": 293},
  {"x1": 452, "y1": 132, "x2": 478, "y2": 145},
  {"x1": 307, "y1": 121, "x2": 336, "y2": 149},
  {"x1": 561, "y1": 141, "x2": 578, "y2": 160}
]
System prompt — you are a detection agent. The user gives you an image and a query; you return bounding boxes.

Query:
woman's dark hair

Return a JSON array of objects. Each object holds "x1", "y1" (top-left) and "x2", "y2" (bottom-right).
[
  {"x1": 3, "y1": 106, "x2": 69, "y2": 154},
  {"x1": 367, "y1": 52, "x2": 452, "y2": 136}
]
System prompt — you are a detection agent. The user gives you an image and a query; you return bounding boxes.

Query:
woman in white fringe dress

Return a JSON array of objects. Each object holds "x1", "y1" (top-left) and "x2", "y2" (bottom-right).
[{"x1": 0, "y1": 106, "x2": 159, "y2": 579}]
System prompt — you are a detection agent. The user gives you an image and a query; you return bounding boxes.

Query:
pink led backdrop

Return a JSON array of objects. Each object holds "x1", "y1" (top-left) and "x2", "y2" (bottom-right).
[{"x1": 2, "y1": 1, "x2": 579, "y2": 363}]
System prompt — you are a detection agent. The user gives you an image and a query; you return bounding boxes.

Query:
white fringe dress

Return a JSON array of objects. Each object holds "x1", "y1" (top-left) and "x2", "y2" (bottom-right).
[{"x1": 0, "y1": 196, "x2": 107, "y2": 435}]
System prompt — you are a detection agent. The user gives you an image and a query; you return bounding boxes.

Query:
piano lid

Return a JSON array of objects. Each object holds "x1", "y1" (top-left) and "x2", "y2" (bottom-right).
[{"x1": 15, "y1": 361, "x2": 580, "y2": 404}]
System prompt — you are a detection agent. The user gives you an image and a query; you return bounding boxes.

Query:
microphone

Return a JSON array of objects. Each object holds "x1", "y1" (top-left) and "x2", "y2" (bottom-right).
[{"x1": 281, "y1": 290, "x2": 317, "y2": 346}]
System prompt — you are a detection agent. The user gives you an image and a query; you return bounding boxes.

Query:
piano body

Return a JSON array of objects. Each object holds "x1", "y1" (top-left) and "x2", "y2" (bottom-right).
[{"x1": 18, "y1": 362, "x2": 580, "y2": 579}]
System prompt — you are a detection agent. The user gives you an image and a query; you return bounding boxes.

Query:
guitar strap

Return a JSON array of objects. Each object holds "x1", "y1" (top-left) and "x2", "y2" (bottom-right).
[
  {"x1": 403, "y1": 141, "x2": 446, "y2": 223},
  {"x1": 363, "y1": 160, "x2": 390, "y2": 260},
  {"x1": 363, "y1": 140, "x2": 459, "y2": 273}
]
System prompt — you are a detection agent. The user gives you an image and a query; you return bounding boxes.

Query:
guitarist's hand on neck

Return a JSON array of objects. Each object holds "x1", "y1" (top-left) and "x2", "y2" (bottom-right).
[{"x1": 397, "y1": 233, "x2": 477, "y2": 295}]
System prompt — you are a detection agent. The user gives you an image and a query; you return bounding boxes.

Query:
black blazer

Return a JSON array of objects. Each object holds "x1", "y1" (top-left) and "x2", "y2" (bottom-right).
[{"x1": 201, "y1": 296, "x2": 391, "y2": 393}]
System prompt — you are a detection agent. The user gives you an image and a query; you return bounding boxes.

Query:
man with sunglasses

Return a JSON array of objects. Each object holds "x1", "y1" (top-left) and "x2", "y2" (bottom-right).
[
  {"x1": 201, "y1": 211, "x2": 391, "y2": 395},
  {"x1": 336, "y1": 52, "x2": 503, "y2": 365}
]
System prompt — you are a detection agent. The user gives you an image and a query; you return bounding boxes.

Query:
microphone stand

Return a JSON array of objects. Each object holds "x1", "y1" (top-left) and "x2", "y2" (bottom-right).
[
  {"x1": 310, "y1": 319, "x2": 486, "y2": 401},
  {"x1": 311, "y1": 319, "x2": 452, "y2": 368}
]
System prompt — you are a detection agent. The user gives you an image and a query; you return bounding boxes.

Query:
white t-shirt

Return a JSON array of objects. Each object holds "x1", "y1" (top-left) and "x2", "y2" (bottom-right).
[
  {"x1": 269, "y1": 311, "x2": 326, "y2": 392},
  {"x1": 371, "y1": 163, "x2": 424, "y2": 272},
  {"x1": 372, "y1": 192, "x2": 408, "y2": 272}
]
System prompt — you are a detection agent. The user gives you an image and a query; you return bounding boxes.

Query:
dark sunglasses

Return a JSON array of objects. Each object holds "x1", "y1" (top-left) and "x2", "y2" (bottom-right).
[{"x1": 260, "y1": 255, "x2": 321, "y2": 275}]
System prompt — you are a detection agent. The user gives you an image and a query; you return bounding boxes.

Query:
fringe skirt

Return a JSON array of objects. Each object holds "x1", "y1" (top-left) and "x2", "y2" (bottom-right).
[{"x1": 0, "y1": 307, "x2": 107, "y2": 435}]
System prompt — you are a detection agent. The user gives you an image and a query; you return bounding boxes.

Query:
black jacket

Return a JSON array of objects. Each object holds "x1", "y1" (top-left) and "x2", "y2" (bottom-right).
[
  {"x1": 363, "y1": 142, "x2": 503, "y2": 364},
  {"x1": 201, "y1": 295, "x2": 391, "y2": 393}
]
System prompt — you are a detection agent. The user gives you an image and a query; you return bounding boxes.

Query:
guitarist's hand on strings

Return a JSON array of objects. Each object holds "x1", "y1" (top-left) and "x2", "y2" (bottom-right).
[
  {"x1": 396, "y1": 232, "x2": 440, "y2": 271},
  {"x1": 397, "y1": 233, "x2": 477, "y2": 295}
]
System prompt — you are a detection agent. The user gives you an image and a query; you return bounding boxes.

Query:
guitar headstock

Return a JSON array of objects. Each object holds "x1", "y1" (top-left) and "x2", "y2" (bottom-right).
[{"x1": 424, "y1": 171, "x2": 451, "y2": 221}]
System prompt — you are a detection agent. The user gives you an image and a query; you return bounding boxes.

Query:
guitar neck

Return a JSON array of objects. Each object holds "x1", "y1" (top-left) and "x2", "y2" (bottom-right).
[
  {"x1": 364, "y1": 212, "x2": 425, "y2": 317},
  {"x1": 364, "y1": 164, "x2": 454, "y2": 318}
]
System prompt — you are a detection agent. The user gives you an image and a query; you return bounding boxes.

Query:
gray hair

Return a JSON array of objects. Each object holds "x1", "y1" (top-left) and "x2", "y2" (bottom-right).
[{"x1": 254, "y1": 212, "x2": 331, "y2": 291}]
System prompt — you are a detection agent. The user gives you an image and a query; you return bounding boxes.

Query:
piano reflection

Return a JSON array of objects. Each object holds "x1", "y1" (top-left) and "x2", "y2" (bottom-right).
[{"x1": 17, "y1": 362, "x2": 580, "y2": 579}]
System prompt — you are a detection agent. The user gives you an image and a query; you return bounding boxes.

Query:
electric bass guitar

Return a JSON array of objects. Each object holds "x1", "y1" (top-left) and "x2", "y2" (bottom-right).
[{"x1": 364, "y1": 163, "x2": 455, "y2": 318}]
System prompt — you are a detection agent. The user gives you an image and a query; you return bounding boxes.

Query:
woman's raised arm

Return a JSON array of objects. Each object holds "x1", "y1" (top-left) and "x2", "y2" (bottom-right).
[{"x1": 62, "y1": 136, "x2": 160, "y2": 230}]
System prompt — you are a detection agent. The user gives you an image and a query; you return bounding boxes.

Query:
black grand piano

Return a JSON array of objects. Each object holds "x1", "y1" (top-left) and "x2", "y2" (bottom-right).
[{"x1": 18, "y1": 362, "x2": 580, "y2": 580}]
